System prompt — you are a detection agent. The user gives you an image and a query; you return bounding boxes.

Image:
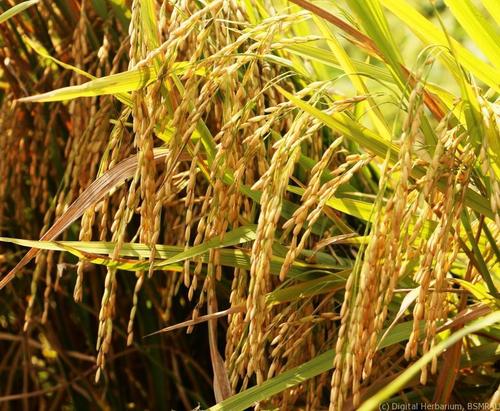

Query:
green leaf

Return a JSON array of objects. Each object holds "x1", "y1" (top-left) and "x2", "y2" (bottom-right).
[
  {"x1": 23, "y1": 36, "x2": 133, "y2": 106},
  {"x1": 107, "y1": 0, "x2": 131, "y2": 28},
  {"x1": 0, "y1": 226, "x2": 345, "y2": 279},
  {"x1": 483, "y1": 0, "x2": 500, "y2": 25},
  {"x1": 0, "y1": 0, "x2": 39, "y2": 24},
  {"x1": 346, "y1": 0, "x2": 406, "y2": 90},
  {"x1": 444, "y1": 0, "x2": 500, "y2": 69},
  {"x1": 461, "y1": 211, "x2": 498, "y2": 296},
  {"x1": 208, "y1": 321, "x2": 423, "y2": 411},
  {"x1": 380, "y1": 0, "x2": 500, "y2": 93},
  {"x1": 312, "y1": 16, "x2": 391, "y2": 139},
  {"x1": 358, "y1": 311, "x2": 500, "y2": 410},
  {"x1": 0, "y1": 225, "x2": 257, "y2": 271},
  {"x1": 266, "y1": 271, "x2": 349, "y2": 305},
  {"x1": 17, "y1": 62, "x2": 203, "y2": 103},
  {"x1": 140, "y1": 0, "x2": 162, "y2": 74},
  {"x1": 154, "y1": 226, "x2": 257, "y2": 267},
  {"x1": 18, "y1": 66, "x2": 155, "y2": 103},
  {"x1": 91, "y1": 0, "x2": 108, "y2": 19},
  {"x1": 285, "y1": 43, "x2": 393, "y2": 83},
  {"x1": 141, "y1": 0, "x2": 160, "y2": 49},
  {"x1": 24, "y1": 36, "x2": 95, "y2": 80},
  {"x1": 454, "y1": 279, "x2": 499, "y2": 309},
  {"x1": 276, "y1": 85, "x2": 399, "y2": 161}
]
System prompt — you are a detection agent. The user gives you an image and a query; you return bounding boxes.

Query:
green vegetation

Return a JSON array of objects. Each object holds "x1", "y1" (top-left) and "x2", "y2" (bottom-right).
[{"x1": 0, "y1": 0, "x2": 498, "y2": 409}]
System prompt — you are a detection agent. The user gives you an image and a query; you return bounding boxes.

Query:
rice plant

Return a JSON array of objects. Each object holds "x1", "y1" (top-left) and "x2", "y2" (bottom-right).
[{"x1": 0, "y1": 0, "x2": 498, "y2": 409}]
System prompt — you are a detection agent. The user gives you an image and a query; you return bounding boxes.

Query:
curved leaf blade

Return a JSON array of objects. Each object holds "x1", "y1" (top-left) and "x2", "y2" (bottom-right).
[{"x1": 0, "y1": 0, "x2": 38, "y2": 24}]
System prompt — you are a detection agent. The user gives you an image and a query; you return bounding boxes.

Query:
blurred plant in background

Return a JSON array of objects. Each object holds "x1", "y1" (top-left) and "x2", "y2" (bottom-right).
[{"x1": 0, "y1": 0, "x2": 498, "y2": 410}]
